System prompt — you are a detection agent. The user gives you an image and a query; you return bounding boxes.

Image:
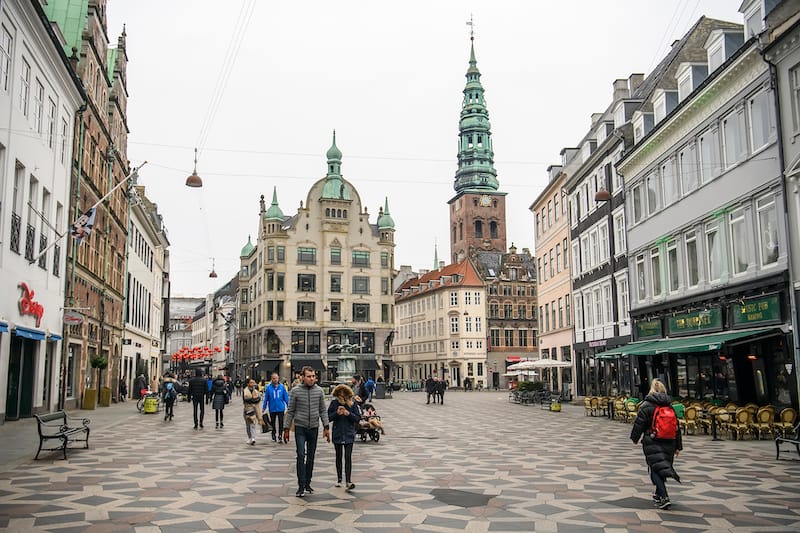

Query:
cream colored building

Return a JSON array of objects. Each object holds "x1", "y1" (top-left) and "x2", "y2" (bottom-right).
[
  {"x1": 393, "y1": 261, "x2": 488, "y2": 388},
  {"x1": 237, "y1": 135, "x2": 396, "y2": 381},
  {"x1": 530, "y1": 165, "x2": 575, "y2": 396}
]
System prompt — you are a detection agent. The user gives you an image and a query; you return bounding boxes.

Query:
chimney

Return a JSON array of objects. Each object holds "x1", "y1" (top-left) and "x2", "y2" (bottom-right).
[
  {"x1": 590, "y1": 113, "x2": 604, "y2": 128},
  {"x1": 612, "y1": 78, "x2": 629, "y2": 101},
  {"x1": 628, "y1": 73, "x2": 645, "y2": 94}
]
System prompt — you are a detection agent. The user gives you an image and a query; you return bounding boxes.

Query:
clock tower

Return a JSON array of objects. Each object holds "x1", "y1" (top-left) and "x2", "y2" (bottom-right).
[{"x1": 448, "y1": 36, "x2": 507, "y2": 263}]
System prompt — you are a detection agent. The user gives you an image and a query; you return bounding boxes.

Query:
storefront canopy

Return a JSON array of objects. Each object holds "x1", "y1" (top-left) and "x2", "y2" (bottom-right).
[
  {"x1": 0, "y1": 321, "x2": 8, "y2": 333},
  {"x1": 356, "y1": 355, "x2": 381, "y2": 371},
  {"x1": 14, "y1": 326, "x2": 46, "y2": 341},
  {"x1": 291, "y1": 356, "x2": 326, "y2": 371},
  {"x1": 594, "y1": 327, "x2": 777, "y2": 358}
]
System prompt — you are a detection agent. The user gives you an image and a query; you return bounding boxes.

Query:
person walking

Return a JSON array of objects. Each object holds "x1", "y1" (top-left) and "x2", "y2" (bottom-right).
[
  {"x1": 234, "y1": 377, "x2": 243, "y2": 396},
  {"x1": 425, "y1": 376, "x2": 435, "y2": 404},
  {"x1": 327, "y1": 384, "x2": 360, "y2": 492},
  {"x1": 630, "y1": 379, "x2": 682, "y2": 509},
  {"x1": 206, "y1": 375, "x2": 213, "y2": 405},
  {"x1": 119, "y1": 376, "x2": 128, "y2": 402},
  {"x1": 211, "y1": 374, "x2": 228, "y2": 429},
  {"x1": 188, "y1": 369, "x2": 207, "y2": 429},
  {"x1": 243, "y1": 378, "x2": 263, "y2": 445},
  {"x1": 263, "y1": 372, "x2": 289, "y2": 443},
  {"x1": 283, "y1": 366, "x2": 330, "y2": 498},
  {"x1": 436, "y1": 378, "x2": 446, "y2": 405},
  {"x1": 162, "y1": 373, "x2": 179, "y2": 421},
  {"x1": 364, "y1": 376, "x2": 376, "y2": 402}
]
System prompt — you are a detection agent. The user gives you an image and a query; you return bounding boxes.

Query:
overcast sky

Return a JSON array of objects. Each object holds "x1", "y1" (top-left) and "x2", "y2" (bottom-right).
[{"x1": 105, "y1": 0, "x2": 744, "y2": 297}]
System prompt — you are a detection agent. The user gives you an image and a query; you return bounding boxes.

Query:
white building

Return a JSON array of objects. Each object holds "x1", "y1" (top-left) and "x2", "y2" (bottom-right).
[
  {"x1": 0, "y1": 0, "x2": 85, "y2": 421},
  {"x1": 121, "y1": 185, "x2": 168, "y2": 391}
]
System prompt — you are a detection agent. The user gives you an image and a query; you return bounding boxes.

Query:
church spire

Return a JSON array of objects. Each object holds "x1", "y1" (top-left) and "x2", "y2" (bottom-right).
[{"x1": 453, "y1": 36, "x2": 498, "y2": 194}]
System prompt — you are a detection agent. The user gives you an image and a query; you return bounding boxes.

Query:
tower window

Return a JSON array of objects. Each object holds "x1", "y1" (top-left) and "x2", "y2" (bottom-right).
[
  {"x1": 490, "y1": 221, "x2": 498, "y2": 239},
  {"x1": 459, "y1": 222, "x2": 463, "y2": 240},
  {"x1": 475, "y1": 220, "x2": 483, "y2": 238},
  {"x1": 477, "y1": 135, "x2": 483, "y2": 147}
]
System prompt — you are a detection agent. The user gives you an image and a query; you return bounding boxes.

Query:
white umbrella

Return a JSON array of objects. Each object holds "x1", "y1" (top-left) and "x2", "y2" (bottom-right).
[
  {"x1": 507, "y1": 360, "x2": 538, "y2": 371},
  {"x1": 528, "y1": 359, "x2": 572, "y2": 368},
  {"x1": 502, "y1": 370, "x2": 539, "y2": 377}
]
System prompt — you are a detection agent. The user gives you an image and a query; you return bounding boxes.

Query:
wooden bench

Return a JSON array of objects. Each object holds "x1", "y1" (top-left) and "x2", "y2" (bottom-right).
[
  {"x1": 34, "y1": 411, "x2": 91, "y2": 460},
  {"x1": 775, "y1": 422, "x2": 800, "y2": 460}
]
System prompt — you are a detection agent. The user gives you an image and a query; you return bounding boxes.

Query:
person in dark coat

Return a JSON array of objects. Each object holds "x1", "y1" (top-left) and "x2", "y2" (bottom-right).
[
  {"x1": 425, "y1": 376, "x2": 435, "y2": 404},
  {"x1": 188, "y1": 369, "x2": 207, "y2": 429},
  {"x1": 211, "y1": 374, "x2": 228, "y2": 429},
  {"x1": 435, "y1": 378, "x2": 446, "y2": 404},
  {"x1": 630, "y1": 379, "x2": 683, "y2": 509},
  {"x1": 327, "y1": 384, "x2": 361, "y2": 491}
]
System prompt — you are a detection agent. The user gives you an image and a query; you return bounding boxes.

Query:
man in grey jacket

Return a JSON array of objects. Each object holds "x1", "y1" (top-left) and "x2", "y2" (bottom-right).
[{"x1": 284, "y1": 366, "x2": 330, "y2": 497}]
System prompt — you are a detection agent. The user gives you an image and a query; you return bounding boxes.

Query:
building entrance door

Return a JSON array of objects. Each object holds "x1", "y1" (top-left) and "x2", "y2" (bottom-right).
[{"x1": 6, "y1": 336, "x2": 36, "y2": 420}]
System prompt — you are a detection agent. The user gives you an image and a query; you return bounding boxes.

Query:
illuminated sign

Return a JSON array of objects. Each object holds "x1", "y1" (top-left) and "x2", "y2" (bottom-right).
[
  {"x1": 731, "y1": 295, "x2": 781, "y2": 327},
  {"x1": 18, "y1": 282, "x2": 44, "y2": 327}
]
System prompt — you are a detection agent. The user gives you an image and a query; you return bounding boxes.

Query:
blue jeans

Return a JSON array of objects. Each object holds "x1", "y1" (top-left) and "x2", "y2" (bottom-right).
[
  {"x1": 650, "y1": 468, "x2": 667, "y2": 498},
  {"x1": 294, "y1": 426, "x2": 319, "y2": 488}
]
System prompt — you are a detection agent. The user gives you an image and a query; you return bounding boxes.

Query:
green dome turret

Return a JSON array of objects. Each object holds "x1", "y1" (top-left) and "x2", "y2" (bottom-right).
[
  {"x1": 453, "y1": 37, "x2": 499, "y2": 194},
  {"x1": 264, "y1": 186, "x2": 285, "y2": 220},
  {"x1": 322, "y1": 130, "x2": 351, "y2": 200},
  {"x1": 240, "y1": 235, "x2": 254, "y2": 257},
  {"x1": 377, "y1": 197, "x2": 395, "y2": 230}
]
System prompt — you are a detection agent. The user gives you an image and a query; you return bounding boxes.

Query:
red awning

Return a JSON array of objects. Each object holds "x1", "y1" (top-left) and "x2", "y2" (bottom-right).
[{"x1": 506, "y1": 356, "x2": 521, "y2": 363}]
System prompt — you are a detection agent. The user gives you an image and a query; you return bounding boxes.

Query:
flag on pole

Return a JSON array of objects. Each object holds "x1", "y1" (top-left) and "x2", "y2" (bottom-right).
[{"x1": 70, "y1": 207, "x2": 96, "y2": 245}]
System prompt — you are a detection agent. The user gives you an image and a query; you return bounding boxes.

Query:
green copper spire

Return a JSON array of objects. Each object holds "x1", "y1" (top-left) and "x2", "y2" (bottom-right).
[
  {"x1": 377, "y1": 197, "x2": 395, "y2": 230},
  {"x1": 322, "y1": 130, "x2": 350, "y2": 200},
  {"x1": 240, "y1": 235, "x2": 254, "y2": 257},
  {"x1": 264, "y1": 186, "x2": 285, "y2": 220},
  {"x1": 453, "y1": 37, "x2": 499, "y2": 194}
]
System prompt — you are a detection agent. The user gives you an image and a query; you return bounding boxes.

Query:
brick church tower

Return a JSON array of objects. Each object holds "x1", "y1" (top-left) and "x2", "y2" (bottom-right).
[{"x1": 448, "y1": 36, "x2": 507, "y2": 263}]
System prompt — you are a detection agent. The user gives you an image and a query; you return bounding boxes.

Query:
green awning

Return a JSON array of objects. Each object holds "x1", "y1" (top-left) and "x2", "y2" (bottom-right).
[
  {"x1": 593, "y1": 327, "x2": 778, "y2": 358},
  {"x1": 649, "y1": 327, "x2": 777, "y2": 354}
]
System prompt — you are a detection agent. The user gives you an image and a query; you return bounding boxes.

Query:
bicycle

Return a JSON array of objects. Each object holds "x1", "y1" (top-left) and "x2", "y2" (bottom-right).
[{"x1": 136, "y1": 391, "x2": 161, "y2": 413}]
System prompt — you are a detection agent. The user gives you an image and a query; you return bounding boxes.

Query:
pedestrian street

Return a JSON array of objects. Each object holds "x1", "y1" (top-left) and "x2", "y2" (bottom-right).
[{"x1": 0, "y1": 391, "x2": 799, "y2": 532}]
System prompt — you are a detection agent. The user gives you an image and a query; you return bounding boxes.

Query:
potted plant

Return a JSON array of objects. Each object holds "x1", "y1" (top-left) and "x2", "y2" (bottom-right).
[
  {"x1": 83, "y1": 356, "x2": 108, "y2": 409},
  {"x1": 92, "y1": 356, "x2": 111, "y2": 407}
]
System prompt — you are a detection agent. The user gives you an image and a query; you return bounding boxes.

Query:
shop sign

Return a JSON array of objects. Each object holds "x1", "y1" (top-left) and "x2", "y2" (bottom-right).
[
  {"x1": 63, "y1": 311, "x2": 84, "y2": 325},
  {"x1": 635, "y1": 319, "x2": 663, "y2": 340},
  {"x1": 18, "y1": 282, "x2": 44, "y2": 327},
  {"x1": 731, "y1": 294, "x2": 781, "y2": 327},
  {"x1": 667, "y1": 307, "x2": 722, "y2": 336},
  {"x1": 588, "y1": 339, "x2": 607, "y2": 348}
]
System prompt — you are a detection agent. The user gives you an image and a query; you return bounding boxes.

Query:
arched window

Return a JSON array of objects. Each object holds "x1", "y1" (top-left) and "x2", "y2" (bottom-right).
[
  {"x1": 325, "y1": 208, "x2": 330, "y2": 217},
  {"x1": 459, "y1": 222, "x2": 463, "y2": 240},
  {"x1": 490, "y1": 221, "x2": 498, "y2": 239},
  {"x1": 475, "y1": 220, "x2": 483, "y2": 238},
  {"x1": 337, "y1": 209, "x2": 342, "y2": 218},
  {"x1": 452, "y1": 225, "x2": 457, "y2": 242},
  {"x1": 343, "y1": 209, "x2": 347, "y2": 218}
]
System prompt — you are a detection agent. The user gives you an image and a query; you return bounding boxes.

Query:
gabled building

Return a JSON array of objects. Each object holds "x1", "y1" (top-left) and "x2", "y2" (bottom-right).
[
  {"x1": 237, "y1": 136, "x2": 396, "y2": 382},
  {"x1": 617, "y1": 11, "x2": 796, "y2": 407}
]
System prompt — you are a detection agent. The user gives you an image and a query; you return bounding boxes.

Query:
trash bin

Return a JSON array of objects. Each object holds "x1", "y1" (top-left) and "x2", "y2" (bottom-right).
[
  {"x1": 374, "y1": 382, "x2": 386, "y2": 399},
  {"x1": 143, "y1": 396, "x2": 158, "y2": 414}
]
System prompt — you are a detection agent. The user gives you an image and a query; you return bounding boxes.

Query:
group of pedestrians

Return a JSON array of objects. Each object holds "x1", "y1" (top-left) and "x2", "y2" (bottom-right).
[{"x1": 424, "y1": 376, "x2": 447, "y2": 404}]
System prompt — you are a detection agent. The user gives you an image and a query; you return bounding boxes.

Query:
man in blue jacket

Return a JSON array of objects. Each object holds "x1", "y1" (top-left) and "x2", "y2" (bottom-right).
[{"x1": 262, "y1": 372, "x2": 289, "y2": 443}]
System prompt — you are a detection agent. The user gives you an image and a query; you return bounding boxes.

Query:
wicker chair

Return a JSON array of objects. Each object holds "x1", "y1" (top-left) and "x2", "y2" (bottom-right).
[
  {"x1": 775, "y1": 408, "x2": 798, "y2": 438},
  {"x1": 680, "y1": 405, "x2": 699, "y2": 435},
  {"x1": 752, "y1": 406, "x2": 775, "y2": 440},
  {"x1": 729, "y1": 408, "x2": 753, "y2": 440}
]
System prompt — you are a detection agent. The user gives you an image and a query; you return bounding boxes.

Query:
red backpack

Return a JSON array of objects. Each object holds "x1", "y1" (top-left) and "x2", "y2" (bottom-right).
[{"x1": 650, "y1": 405, "x2": 678, "y2": 440}]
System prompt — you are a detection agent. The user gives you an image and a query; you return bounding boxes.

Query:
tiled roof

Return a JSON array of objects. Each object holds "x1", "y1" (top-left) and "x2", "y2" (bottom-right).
[{"x1": 395, "y1": 260, "x2": 483, "y2": 301}]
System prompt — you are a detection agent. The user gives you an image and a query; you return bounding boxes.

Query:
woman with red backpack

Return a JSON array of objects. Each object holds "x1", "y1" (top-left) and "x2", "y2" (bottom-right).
[{"x1": 630, "y1": 379, "x2": 683, "y2": 510}]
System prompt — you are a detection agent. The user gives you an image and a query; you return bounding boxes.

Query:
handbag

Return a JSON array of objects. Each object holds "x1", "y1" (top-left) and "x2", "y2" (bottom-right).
[{"x1": 244, "y1": 408, "x2": 256, "y2": 416}]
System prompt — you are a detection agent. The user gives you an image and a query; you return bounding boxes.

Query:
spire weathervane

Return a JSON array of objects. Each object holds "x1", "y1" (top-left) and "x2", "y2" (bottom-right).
[{"x1": 466, "y1": 14, "x2": 475, "y2": 40}]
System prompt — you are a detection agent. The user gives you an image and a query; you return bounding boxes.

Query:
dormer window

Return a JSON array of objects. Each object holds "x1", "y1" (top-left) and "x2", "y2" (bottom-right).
[
  {"x1": 742, "y1": 0, "x2": 763, "y2": 37},
  {"x1": 676, "y1": 63, "x2": 709, "y2": 102},
  {"x1": 705, "y1": 30, "x2": 744, "y2": 73},
  {"x1": 632, "y1": 111, "x2": 654, "y2": 144},
  {"x1": 653, "y1": 89, "x2": 678, "y2": 124}
]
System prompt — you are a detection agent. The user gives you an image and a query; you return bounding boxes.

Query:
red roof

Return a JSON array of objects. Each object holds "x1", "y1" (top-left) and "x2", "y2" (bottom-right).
[{"x1": 395, "y1": 260, "x2": 483, "y2": 301}]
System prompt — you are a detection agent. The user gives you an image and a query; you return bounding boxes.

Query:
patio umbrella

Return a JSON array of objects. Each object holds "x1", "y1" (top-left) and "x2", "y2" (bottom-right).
[
  {"x1": 503, "y1": 370, "x2": 539, "y2": 377},
  {"x1": 507, "y1": 360, "x2": 538, "y2": 371},
  {"x1": 528, "y1": 359, "x2": 573, "y2": 368}
]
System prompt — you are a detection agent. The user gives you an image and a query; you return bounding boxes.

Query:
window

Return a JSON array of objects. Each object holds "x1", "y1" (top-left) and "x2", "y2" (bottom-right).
[
  {"x1": 544, "y1": 303, "x2": 550, "y2": 331},
  {"x1": 571, "y1": 241, "x2": 580, "y2": 274},
  {"x1": 593, "y1": 288, "x2": 603, "y2": 325},
  {"x1": 352, "y1": 250, "x2": 370, "y2": 267},
  {"x1": 617, "y1": 278, "x2": 629, "y2": 322},
  {"x1": 650, "y1": 247, "x2": 662, "y2": 296},
  {"x1": 534, "y1": 213, "x2": 539, "y2": 237},
  {"x1": 709, "y1": 45, "x2": 724, "y2": 72},
  {"x1": 706, "y1": 222, "x2": 722, "y2": 282},
  {"x1": 563, "y1": 238, "x2": 569, "y2": 269},
  {"x1": 297, "y1": 273, "x2": 316, "y2": 292},
  {"x1": 599, "y1": 223, "x2": 609, "y2": 263},
  {"x1": 474, "y1": 292, "x2": 481, "y2": 305},
  {"x1": 297, "y1": 301, "x2": 315, "y2": 321},
  {"x1": 646, "y1": 171, "x2": 662, "y2": 216},
  {"x1": 543, "y1": 253, "x2": 549, "y2": 280},
  {"x1": 60, "y1": 119, "x2": 68, "y2": 164},
  {"x1": 631, "y1": 182, "x2": 644, "y2": 224},
  {"x1": 748, "y1": 89, "x2": 775, "y2": 151},
  {"x1": 276, "y1": 301, "x2": 284, "y2": 320},
  {"x1": 554, "y1": 194, "x2": 559, "y2": 221},
  {"x1": 330, "y1": 273, "x2": 341, "y2": 293},
  {"x1": 745, "y1": 5, "x2": 763, "y2": 37},
  {"x1": 791, "y1": 66, "x2": 800, "y2": 132},
  {"x1": 490, "y1": 221, "x2": 498, "y2": 239},
  {"x1": 330, "y1": 247, "x2": 341, "y2": 265},
  {"x1": 464, "y1": 316, "x2": 472, "y2": 332},
  {"x1": 699, "y1": 127, "x2": 721, "y2": 183},
  {"x1": 685, "y1": 231, "x2": 699, "y2": 287},
  {"x1": 757, "y1": 195, "x2": 779, "y2": 266},
  {"x1": 503, "y1": 303, "x2": 513, "y2": 318},
  {"x1": 679, "y1": 143, "x2": 698, "y2": 195},
  {"x1": 636, "y1": 254, "x2": 646, "y2": 301},
  {"x1": 381, "y1": 277, "x2": 389, "y2": 295},
  {"x1": 465, "y1": 292, "x2": 471, "y2": 305},
  {"x1": 574, "y1": 294, "x2": 583, "y2": 329},
  {"x1": 614, "y1": 212, "x2": 625, "y2": 256},
  {"x1": 722, "y1": 108, "x2": 745, "y2": 168},
  {"x1": 489, "y1": 329, "x2": 500, "y2": 348},
  {"x1": 729, "y1": 208, "x2": 748, "y2": 275},
  {"x1": 518, "y1": 329, "x2": 528, "y2": 347},
  {"x1": 47, "y1": 98, "x2": 56, "y2": 148},
  {"x1": 33, "y1": 80, "x2": 44, "y2": 133},
  {"x1": 475, "y1": 316, "x2": 482, "y2": 332},
  {"x1": 518, "y1": 304, "x2": 526, "y2": 318},
  {"x1": 381, "y1": 304, "x2": 389, "y2": 323},
  {"x1": 504, "y1": 330, "x2": 514, "y2": 347},
  {"x1": 19, "y1": 59, "x2": 30, "y2": 115},
  {"x1": 451, "y1": 340, "x2": 460, "y2": 350},
  {"x1": 291, "y1": 331, "x2": 306, "y2": 353},
  {"x1": 549, "y1": 248, "x2": 554, "y2": 277},
  {"x1": 353, "y1": 303, "x2": 370, "y2": 322},
  {"x1": 589, "y1": 231, "x2": 598, "y2": 267},
  {"x1": 449, "y1": 292, "x2": 458, "y2": 306},
  {"x1": 603, "y1": 285, "x2": 612, "y2": 326},
  {"x1": 580, "y1": 236, "x2": 589, "y2": 271},
  {"x1": 0, "y1": 26, "x2": 11, "y2": 92},
  {"x1": 267, "y1": 246, "x2": 275, "y2": 262},
  {"x1": 241, "y1": 289, "x2": 248, "y2": 304},
  {"x1": 353, "y1": 276, "x2": 370, "y2": 294},
  {"x1": 566, "y1": 295, "x2": 571, "y2": 327},
  {"x1": 297, "y1": 247, "x2": 315, "y2": 264},
  {"x1": 661, "y1": 158, "x2": 678, "y2": 206},
  {"x1": 330, "y1": 301, "x2": 341, "y2": 321},
  {"x1": 276, "y1": 272, "x2": 284, "y2": 291},
  {"x1": 450, "y1": 316, "x2": 459, "y2": 333},
  {"x1": 666, "y1": 240, "x2": 679, "y2": 292},
  {"x1": 558, "y1": 298, "x2": 563, "y2": 328},
  {"x1": 547, "y1": 200, "x2": 553, "y2": 225},
  {"x1": 555, "y1": 244, "x2": 561, "y2": 273},
  {"x1": 380, "y1": 251, "x2": 389, "y2": 268},
  {"x1": 277, "y1": 246, "x2": 285, "y2": 262}
]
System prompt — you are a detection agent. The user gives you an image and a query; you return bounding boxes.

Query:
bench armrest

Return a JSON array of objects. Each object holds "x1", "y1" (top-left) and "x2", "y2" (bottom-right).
[{"x1": 65, "y1": 415, "x2": 91, "y2": 427}]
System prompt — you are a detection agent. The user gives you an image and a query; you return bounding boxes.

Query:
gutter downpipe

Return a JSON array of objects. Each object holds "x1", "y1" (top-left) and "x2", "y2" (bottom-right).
[{"x1": 761, "y1": 46, "x2": 800, "y2": 408}]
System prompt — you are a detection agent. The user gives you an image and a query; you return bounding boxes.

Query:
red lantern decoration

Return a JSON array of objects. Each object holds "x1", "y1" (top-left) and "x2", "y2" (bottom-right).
[{"x1": 214, "y1": 347, "x2": 221, "y2": 352}]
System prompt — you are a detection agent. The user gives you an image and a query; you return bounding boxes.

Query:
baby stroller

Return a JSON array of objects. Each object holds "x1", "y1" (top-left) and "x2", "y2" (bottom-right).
[{"x1": 356, "y1": 403, "x2": 383, "y2": 442}]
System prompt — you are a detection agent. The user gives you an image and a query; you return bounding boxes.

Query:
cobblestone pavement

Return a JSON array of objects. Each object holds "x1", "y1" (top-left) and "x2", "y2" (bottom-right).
[{"x1": 1, "y1": 391, "x2": 799, "y2": 532}]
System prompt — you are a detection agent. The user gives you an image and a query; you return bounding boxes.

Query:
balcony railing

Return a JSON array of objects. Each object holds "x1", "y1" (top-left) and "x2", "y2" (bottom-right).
[
  {"x1": 24, "y1": 223, "x2": 35, "y2": 261},
  {"x1": 10, "y1": 212, "x2": 21, "y2": 253},
  {"x1": 38, "y1": 234, "x2": 47, "y2": 269}
]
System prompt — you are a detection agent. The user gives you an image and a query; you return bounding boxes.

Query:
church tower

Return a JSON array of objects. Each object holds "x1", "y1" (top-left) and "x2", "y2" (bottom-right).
[{"x1": 448, "y1": 36, "x2": 507, "y2": 263}]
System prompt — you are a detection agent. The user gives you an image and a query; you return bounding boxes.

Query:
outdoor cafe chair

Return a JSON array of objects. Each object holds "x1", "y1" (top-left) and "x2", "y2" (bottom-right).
[
  {"x1": 589, "y1": 396, "x2": 600, "y2": 416},
  {"x1": 752, "y1": 406, "x2": 776, "y2": 440},
  {"x1": 624, "y1": 400, "x2": 639, "y2": 423},
  {"x1": 775, "y1": 408, "x2": 797, "y2": 438},
  {"x1": 614, "y1": 398, "x2": 626, "y2": 422},
  {"x1": 729, "y1": 408, "x2": 754, "y2": 440},
  {"x1": 680, "y1": 405, "x2": 699, "y2": 435}
]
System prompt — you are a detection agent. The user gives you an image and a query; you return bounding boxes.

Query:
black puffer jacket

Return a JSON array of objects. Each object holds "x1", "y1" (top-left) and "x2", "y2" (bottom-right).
[{"x1": 630, "y1": 392, "x2": 683, "y2": 482}]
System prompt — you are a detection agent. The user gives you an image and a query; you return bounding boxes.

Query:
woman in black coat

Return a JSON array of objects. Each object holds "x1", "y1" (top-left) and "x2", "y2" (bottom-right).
[
  {"x1": 327, "y1": 384, "x2": 361, "y2": 491},
  {"x1": 211, "y1": 375, "x2": 228, "y2": 429},
  {"x1": 630, "y1": 379, "x2": 683, "y2": 509}
]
